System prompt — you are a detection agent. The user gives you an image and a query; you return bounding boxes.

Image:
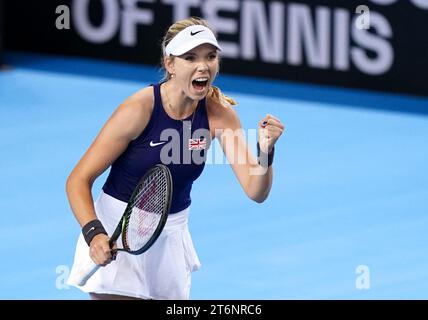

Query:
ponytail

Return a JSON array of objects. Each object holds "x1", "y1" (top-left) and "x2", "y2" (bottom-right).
[{"x1": 209, "y1": 85, "x2": 237, "y2": 107}]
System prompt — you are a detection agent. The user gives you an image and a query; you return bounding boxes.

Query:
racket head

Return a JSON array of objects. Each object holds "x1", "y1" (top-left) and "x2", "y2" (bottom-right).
[{"x1": 121, "y1": 164, "x2": 172, "y2": 255}]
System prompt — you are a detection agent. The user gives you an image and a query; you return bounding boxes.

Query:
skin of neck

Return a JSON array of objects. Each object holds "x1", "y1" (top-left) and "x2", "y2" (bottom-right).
[{"x1": 163, "y1": 80, "x2": 199, "y2": 119}]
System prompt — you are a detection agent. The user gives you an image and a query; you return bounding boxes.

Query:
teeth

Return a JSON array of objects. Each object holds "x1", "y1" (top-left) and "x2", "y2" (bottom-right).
[{"x1": 194, "y1": 78, "x2": 208, "y2": 82}]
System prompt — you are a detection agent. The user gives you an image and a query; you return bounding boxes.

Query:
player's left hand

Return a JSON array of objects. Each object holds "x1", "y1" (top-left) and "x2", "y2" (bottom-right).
[{"x1": 258, "y1": 114, "x2": 285, "y2": 153}]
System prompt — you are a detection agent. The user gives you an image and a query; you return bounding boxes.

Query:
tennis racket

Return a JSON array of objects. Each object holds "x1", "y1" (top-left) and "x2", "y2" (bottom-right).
[{"x1": 69, "y1": 164, "x2": 173, "y2": 286}]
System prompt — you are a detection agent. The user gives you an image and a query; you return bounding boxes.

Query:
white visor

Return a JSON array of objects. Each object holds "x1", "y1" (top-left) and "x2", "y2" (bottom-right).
[{"x1": 165, "y1": 25, "x2": 222, "y2": 56}]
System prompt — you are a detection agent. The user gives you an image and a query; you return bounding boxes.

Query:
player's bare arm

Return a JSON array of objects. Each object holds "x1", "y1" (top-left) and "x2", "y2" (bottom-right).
[
  {"x1": 207, "y1": 97, "x2": 284, "y2": 202},
  {"x1": 66, "y1": 87, "x2": 153, "y2": 264}
]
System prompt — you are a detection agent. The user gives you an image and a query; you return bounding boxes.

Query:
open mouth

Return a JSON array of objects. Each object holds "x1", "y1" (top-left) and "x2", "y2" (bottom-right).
[{"x1": 192, "y1": 77, "x2": 209, "y2": 92}]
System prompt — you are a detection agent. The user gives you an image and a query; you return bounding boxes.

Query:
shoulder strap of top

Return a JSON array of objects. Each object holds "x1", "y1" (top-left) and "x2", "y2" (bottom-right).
[
  {"x1": 129, "y1": 83, "x2": 161, "y2": 144},
  {"x1": 152, "y1": 82, "x2": 162, "y2": 110}
]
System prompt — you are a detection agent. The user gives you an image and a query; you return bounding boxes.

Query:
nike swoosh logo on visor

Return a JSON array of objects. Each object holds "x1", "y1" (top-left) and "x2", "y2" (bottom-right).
[
  {"x1": 150, "y1": 141, "x2": 167, "y2": 147},
  {"x1": 190, "y1": 30, "x2": 204, "y2": 36}
]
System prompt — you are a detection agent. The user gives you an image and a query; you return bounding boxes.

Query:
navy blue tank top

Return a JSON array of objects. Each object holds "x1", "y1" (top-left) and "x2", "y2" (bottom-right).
[{"x1": 102, "y1": 83, "x2": 211, "y2": 213}]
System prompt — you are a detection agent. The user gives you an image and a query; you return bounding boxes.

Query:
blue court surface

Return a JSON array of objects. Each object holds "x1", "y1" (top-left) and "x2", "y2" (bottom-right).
[{"x1": 0, "y1": 53, "x2": 427, "y2": 299}]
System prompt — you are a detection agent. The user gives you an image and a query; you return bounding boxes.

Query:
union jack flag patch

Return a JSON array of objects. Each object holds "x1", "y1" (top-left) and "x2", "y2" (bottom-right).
[{"x1": 188, "y1": 138, "x2": 206, "y2": 150}]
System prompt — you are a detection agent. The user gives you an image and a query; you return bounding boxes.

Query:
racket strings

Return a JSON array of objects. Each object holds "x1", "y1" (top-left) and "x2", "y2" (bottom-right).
[{"x1": 124, "y1": 169, "x2": 168, "y2": 251}]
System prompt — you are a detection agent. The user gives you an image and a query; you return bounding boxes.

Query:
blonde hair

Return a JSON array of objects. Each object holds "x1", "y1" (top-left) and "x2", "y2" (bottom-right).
[{"x1": 160, "y1": 17, "x2": 237, "y2": 107}]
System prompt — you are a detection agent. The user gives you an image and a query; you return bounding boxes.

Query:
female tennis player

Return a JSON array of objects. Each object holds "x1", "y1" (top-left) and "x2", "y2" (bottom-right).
[{"x1": 66, "y1": 17, "x2": 284, "y2": 300}]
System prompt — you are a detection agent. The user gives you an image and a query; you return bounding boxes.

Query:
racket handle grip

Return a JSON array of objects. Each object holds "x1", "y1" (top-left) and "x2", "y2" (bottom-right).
[{"x1": 67, "y1": 258, "x2": 100, "y2": 287}]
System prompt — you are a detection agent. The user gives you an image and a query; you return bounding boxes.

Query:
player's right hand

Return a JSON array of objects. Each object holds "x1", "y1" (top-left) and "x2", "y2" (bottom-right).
[{"x1": 89, "y1": 234, "x2": 114, "y2": 266}]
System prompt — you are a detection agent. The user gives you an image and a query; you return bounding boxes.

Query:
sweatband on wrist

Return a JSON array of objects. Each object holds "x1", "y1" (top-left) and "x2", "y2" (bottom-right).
[
  {"x1": 257, "y1": 142, "x2": 275, "y2": 167},
  {"x1": 82, "y1": 219, "x2": 107, "y2": 246}
]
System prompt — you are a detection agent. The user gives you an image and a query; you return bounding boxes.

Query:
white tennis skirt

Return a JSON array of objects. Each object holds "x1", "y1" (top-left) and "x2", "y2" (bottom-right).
[{"x1": 67, "y1": 190, "x2": 201, "y2": 300}]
